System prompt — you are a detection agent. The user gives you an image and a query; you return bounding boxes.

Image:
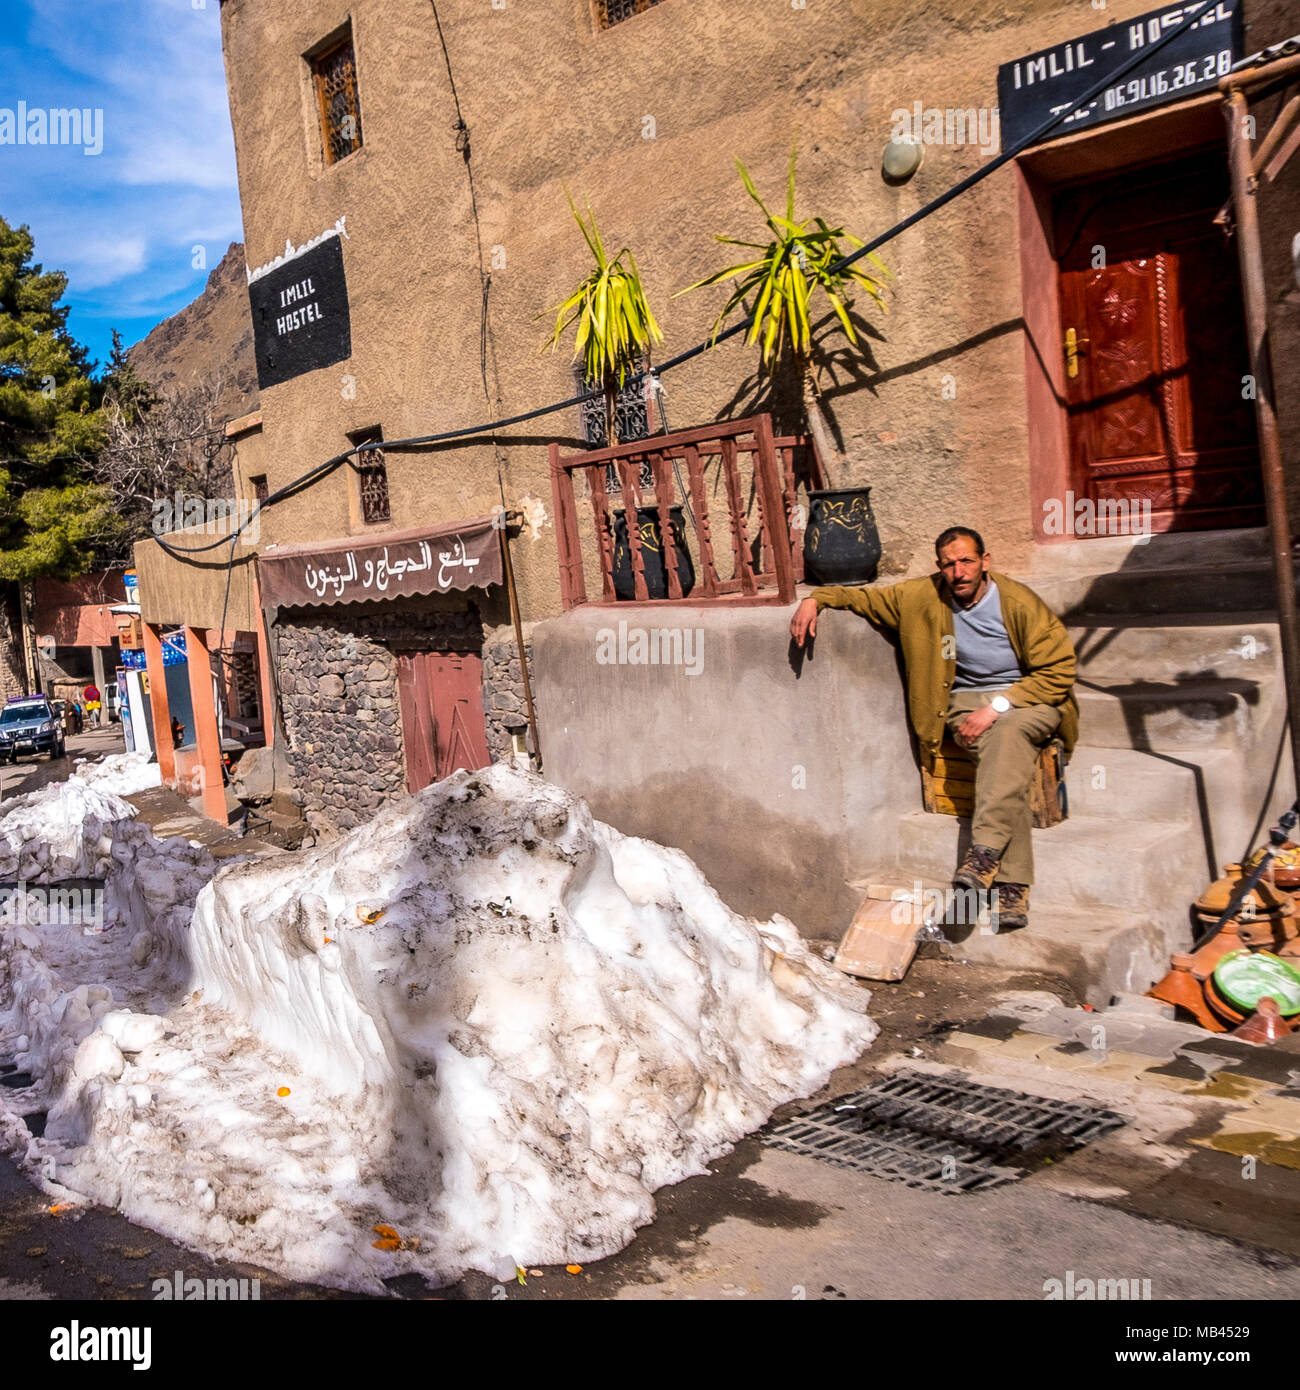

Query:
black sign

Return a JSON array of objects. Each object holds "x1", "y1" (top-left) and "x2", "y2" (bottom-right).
[
  {"x1": 249, "y1": 236, "x2": 352, "y2": 391},
  {"x1": 997, "y1": 1, "x2": 1242, "y2": 152}
]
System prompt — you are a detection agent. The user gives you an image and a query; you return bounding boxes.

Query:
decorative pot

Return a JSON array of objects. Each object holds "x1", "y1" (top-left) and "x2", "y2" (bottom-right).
[
  {"x1": 804, "y1": 486, "x2": 882, "y2": 586},
  {"x1": 610, "y1": 506, "x2": 695, "y2": 601},
  {"x1": 1193, "y1": 862, "x2": 1295, "y2": 947}
]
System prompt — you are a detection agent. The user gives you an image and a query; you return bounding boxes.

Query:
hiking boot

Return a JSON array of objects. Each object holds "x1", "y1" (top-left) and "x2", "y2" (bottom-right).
[
  {"x1": 953, "y1": 843, "x2": 1001, "y2": 893},
  {"x1": 994, "y1": 882, "x2": 1030, "y2": 931}
]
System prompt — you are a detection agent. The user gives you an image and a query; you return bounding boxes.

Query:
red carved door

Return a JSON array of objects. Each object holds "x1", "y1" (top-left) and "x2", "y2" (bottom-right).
[
  {"x1": 1055, "y1": 147, "x2": 1262, "y2": 533},
  {"x1": 395, "y1": 650, "x2": 491, "y2": 794}
]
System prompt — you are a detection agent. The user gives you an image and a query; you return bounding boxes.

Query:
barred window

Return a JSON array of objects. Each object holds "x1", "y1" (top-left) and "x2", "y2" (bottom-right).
[
  {"x1": 577, "y1": 368, "x2": 654, "y2": 493},
  {"x1": 311, "y1": 29, "x2": 363, "y2": 165},
  {"x1": 595, "y1": 0, "x2": 670, "y2": 29},
  {"x1": 349, "y1": 428, "x2": 390, "y2": 525}
]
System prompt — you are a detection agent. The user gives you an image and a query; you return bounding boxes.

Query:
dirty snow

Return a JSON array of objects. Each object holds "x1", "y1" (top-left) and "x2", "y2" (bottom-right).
[
  {"x1": 0, "y1": 766, "x2": 875, "y2": 1291},
  {"x1": 71, "y1": 751, "x2": 162, "y2": 798}
]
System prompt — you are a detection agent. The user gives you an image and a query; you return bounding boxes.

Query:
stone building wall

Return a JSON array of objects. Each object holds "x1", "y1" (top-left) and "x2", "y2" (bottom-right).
[
  {"x1": 272, "y1": 602, "x2": 532, "y2": 835},
  {"x1": 481, "y1": 624, "x2": 535, "y2": 763}
]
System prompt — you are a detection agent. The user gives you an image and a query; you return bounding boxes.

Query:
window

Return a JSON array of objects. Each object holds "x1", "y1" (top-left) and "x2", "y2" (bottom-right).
[
  {"x1": 595, "y1": 0, "x2": 669, "y2": 29},
  {"x1": 310, "y1": 26, "x2": 363, "y2": 165},
  {"x1": 249, "y1": 474, "x2": 269, "y2": 504},
  {"x1": 349, "y1": 427, "x2": 390, "y2": 525},
  {"x1": 577, "y1": 368, "x2": 654, "y2": 493}
]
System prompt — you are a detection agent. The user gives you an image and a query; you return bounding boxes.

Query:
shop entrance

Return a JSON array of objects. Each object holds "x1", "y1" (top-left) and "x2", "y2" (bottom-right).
[
  {"x1": 1054, "y1": 145, "x2": 1262, "y2": 533},
  {"x1": 395, "y1": 649, "x2": 491, "y2": 793}
]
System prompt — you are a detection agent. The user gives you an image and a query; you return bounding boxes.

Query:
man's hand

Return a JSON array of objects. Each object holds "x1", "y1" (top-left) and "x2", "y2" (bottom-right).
[
  {"x1": 955, "y1": 703, "x2": 1001, "y2": 747},
  {"x1": 790, "y1": 597, "x2": 820, "y2": 647}
]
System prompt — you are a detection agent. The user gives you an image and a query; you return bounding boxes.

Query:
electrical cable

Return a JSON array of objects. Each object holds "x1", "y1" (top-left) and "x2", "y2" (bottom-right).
[{"x1": 154, "y1": 0, "x2": 1219, "y2": 570}]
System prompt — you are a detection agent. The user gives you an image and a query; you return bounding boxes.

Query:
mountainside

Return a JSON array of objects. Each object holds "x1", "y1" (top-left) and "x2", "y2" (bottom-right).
[{"x1": 128, "y1": 241, "x2": 258, "y2": 423}]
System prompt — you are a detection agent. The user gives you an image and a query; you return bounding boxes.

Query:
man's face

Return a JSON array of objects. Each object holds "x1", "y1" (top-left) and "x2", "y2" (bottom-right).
[{"x1": 937, "y1": 537, "x2": 990, "y2": 604}]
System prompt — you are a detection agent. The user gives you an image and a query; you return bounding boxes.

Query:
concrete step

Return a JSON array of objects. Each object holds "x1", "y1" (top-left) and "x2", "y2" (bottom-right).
[
  {"x1": 894, "y1": 809, "x2": 1201, "y2": 919},
  {"x1": 1033, "y1": 559, "x2": 1288, "y2": 619},
  {"x1": 1076, "y1": 676, "x2": 1268, "y2": 751},
  {"x1": 1063, "y1": 744, "x2": 1236, "y2": 823},
  {"x1": 1068, "y1": 613, "x2": 1280, "y2": 681},
  {"x1": 942, "y1": 903, "x2": 1183, "y2": 1008}
]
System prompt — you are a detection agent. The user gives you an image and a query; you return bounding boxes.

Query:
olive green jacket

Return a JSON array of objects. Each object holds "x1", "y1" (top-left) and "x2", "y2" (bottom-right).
[{"x1": 812, "y1": 571, "x2": 1079, "y2": 768}]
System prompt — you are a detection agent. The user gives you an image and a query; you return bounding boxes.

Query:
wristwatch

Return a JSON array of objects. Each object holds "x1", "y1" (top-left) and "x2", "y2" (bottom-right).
[{"x1": 990, "y1": 695, "x2": 1012, "y2": 714}]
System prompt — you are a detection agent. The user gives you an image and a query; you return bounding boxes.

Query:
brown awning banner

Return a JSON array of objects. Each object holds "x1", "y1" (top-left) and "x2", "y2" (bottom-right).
[{"x1": 256, "y1": 515, "x2": 503, "y2": 609}]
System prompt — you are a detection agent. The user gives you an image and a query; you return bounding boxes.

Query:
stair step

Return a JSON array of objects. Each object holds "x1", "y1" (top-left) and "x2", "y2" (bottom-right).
[
  {"x1": 895, "y1": 810, "x2": 1202, "y2": 917},
  {"x1": 1068, "y1": 613, "x2": 1280, "y2": 680},
  {"x1": 1076, "y1": 676, "x2": 1267, "y2": 751},
  {"x1": 940, "y1": 904, "x2": 1185, "y2": 1007},
  {"x1": 1035, "y1": 560, "x2": 1287, "y2": 618},
  {"x1": 1063, "y1": 745, "x2": 1236, "y2": 822}
]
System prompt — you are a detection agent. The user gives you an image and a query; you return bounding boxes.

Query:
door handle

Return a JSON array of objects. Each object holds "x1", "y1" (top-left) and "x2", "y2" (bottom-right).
[{"x1": 1064, "y1": 327, "x2": 1091, "y2": 379}]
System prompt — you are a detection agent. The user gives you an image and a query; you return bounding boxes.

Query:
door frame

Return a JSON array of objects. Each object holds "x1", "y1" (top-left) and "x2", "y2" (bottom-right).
[{"x1": 1014, "y1": 92, "x2": 1246, "y2": 543}]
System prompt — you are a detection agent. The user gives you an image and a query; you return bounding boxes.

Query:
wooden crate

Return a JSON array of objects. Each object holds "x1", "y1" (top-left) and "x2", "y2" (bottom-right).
[{"x1": 921, "y1": 737, "x2": 1067, "y2": 829}]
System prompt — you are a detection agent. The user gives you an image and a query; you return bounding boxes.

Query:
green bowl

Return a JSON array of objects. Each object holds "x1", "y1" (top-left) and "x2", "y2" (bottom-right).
[{"x1": 1212, "y1": 950, "x2": 1300, "y2": 1017}]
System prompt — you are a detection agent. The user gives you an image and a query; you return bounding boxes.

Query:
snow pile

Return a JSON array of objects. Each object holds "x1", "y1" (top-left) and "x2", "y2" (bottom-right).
[
  {"x1": 0, "y1": 766, "x2": 874, "y2": 1291},
  {"x1": 71, "y1": 751, "x2": 162, "y2": 798},
  {"x1": 0, "y1": 780, "x2": 135, "y2": 881}
]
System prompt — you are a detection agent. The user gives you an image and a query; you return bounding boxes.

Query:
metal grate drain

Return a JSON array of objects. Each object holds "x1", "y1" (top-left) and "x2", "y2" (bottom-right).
[{"x1": 765, "y1": 1069, "x2": 1126, "y2": 1194}]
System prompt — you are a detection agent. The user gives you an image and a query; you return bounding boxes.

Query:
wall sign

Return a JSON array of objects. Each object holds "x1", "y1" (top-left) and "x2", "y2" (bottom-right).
[
  {"x1": 257, "y1": 517, "x2": 504, "y2": 610},
  {"x1": 998, "y1": 1, "x2": 1242, "y2": 152},
  {"x1": 249, "y1": 235, "x2": 352, "y2": 390}
]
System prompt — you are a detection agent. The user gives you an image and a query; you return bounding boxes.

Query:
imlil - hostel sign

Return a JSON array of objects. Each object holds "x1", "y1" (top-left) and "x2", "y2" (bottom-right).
[
  {"x1": 997, "y1": 1, "x2": 1243, "y2": 150},
  {"x1": 248, "y1": 233, "x2": 352, "y2": 390}
]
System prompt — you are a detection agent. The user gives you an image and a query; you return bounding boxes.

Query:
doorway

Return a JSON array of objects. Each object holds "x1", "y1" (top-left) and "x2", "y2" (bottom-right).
[
  {"x1": 1054, "y1": 146, "x2": 1262, "y2": 533},
  {"x1": 395, "y1": 649, "x2": 491, "y2": 794}
]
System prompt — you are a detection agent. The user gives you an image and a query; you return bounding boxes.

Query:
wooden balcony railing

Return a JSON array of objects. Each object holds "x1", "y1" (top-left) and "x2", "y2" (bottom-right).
[{"x1": 549, "y1": 414, "x2": 826, "y2": 610}]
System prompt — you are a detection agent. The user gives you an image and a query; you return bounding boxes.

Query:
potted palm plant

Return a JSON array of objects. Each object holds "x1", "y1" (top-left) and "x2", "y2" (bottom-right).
[
  {"x1": 541, "y1": 198, "x2": 693, "y2": 600},
  {"x1": 678, "y1": 142, "x2": 891, "y2": 585}
]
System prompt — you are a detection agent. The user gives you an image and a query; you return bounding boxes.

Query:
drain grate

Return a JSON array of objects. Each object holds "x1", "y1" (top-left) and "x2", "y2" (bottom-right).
[{"x1": 765, "y1": 1069, "x2": 1126, "y2": 1194}]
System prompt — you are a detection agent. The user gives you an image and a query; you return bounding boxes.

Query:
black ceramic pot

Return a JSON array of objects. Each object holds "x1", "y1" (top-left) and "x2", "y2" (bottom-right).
[
  {"x1": 611, "y1": 506, "x2": 695, "y2": 601},
  {"x1": 804, "y1": 486, "x2": 882, "y2": 586}
]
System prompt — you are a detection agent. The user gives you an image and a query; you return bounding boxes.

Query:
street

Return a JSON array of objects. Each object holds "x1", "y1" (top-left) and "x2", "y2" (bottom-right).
[{"x1": 2, "y1": 741, "x2": 1297, "y2": 1303}]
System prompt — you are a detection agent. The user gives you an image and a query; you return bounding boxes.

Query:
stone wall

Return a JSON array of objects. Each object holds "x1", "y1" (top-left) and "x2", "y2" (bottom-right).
[
  {"x1": 482, "y1": 624, "x2": 535, "y2": 762},
  {"x1": 274, "y1": 602, "x2": 480, "y2": 835}
]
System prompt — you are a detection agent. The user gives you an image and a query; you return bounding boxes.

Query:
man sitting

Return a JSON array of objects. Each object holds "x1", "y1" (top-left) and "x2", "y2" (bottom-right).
[{"x1": 790, "y1": 526, "x2": 1078, "y2": 929}]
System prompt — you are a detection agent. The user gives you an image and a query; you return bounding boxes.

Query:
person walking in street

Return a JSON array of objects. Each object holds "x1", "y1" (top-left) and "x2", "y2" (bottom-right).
[{"x1": 789, "y1": 526, "x2": 1078, "y2": 930}]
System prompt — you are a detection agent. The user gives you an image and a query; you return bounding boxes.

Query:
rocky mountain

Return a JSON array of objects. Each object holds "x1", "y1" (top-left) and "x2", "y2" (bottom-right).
[{"x1": 128, "y1": 242, "x2": 258, "y2": 423}]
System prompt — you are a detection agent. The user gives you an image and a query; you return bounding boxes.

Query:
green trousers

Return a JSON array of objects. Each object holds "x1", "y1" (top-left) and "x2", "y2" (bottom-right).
[{"x1": 944, "y1": 689, "x2": 1063, "y2": 885}]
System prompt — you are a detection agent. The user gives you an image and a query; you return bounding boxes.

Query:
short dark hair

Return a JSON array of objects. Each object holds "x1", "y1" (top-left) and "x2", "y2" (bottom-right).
[{"x1": 935, "y1": 526, "x2": 986, "y2": 557}]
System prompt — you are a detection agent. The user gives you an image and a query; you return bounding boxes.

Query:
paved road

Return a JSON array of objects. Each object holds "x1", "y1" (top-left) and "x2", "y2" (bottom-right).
[{"x1": 0, "y1": 725, "x2": 126, "y2": 802}]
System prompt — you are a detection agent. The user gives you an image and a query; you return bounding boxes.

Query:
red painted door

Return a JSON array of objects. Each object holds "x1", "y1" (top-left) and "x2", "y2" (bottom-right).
[
  {"x1": 395, "y1": 650, "x2": 491, "y2": 794},
  {"x1": 1055, "y1": 148, "x2": 1262, "y2": 533}
]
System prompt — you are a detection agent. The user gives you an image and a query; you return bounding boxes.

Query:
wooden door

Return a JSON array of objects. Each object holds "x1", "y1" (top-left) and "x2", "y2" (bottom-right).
[
  {"x1": 1055, "y1": 148, "x2": 1262, "y2": 533},
  {"x1": 395, "y1": 650, "x2": 491, "y2": 794}
]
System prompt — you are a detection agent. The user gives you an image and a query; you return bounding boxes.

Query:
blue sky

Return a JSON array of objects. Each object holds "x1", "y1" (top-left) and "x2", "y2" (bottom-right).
[{"x1": 0, "y1": 0, "x2": 243, "y2": 372}]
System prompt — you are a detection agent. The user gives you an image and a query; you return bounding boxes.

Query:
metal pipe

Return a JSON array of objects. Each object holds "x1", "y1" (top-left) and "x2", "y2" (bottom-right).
[
  {"x1": 1224, "y1": 84, "x2": 1300, "y2": 802},
  {"x1": 1220, "y1": 50, "x2": 1300, "y2": 93},
  {"x1": 497, "y1": 517, "x2": 542, "y2": 772},
  {"x1": 1250, "y1": 90, "x2": 1300, "y2": 176}
]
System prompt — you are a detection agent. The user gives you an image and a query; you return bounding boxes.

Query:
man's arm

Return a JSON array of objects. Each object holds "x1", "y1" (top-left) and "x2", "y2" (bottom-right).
[{"x1": 790, "y1": 583, "x2": 903, "y2": 646}]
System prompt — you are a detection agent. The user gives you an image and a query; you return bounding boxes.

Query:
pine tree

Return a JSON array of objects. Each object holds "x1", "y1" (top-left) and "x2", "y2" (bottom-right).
[{"x1": 0, "y1": 216, "x2": 122, "y2": 581}]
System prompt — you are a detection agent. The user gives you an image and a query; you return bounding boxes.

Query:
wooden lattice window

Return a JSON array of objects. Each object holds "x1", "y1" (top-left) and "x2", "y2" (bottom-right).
[
  {"x1": 311, "y1": 29, "x2": 363, "y2": 165},
  {"x1": 595, "y1": 0, "x2": 669, "y2": 28},
  {"x1": 350, "y1": 427, "x2": 390, "y2": 524}
]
